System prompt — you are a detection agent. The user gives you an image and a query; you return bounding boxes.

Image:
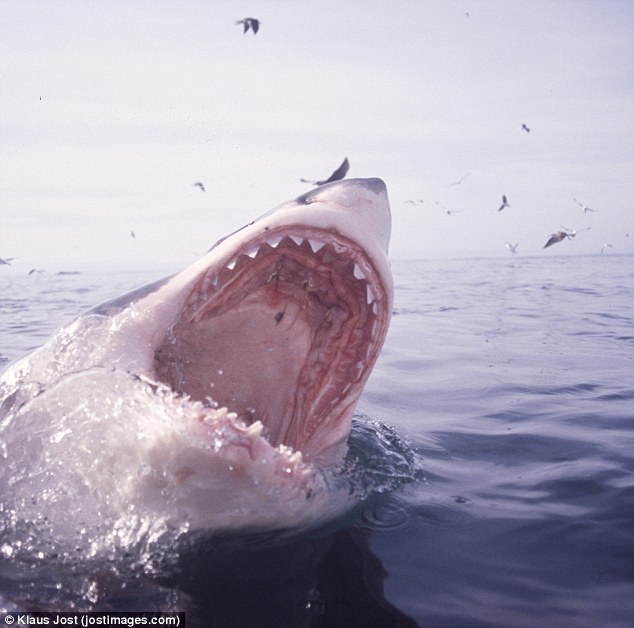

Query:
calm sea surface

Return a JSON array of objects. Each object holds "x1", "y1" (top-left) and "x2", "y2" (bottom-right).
[{"x1": 1, "y1": 254, "x2": 633, "y2": 627}]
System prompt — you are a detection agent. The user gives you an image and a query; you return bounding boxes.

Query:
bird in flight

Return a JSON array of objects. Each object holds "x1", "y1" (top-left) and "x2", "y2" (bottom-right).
[
  {"x1": 572, "y1": 198, "x2": 597, "y2": 213},
  {"x1": 404, "y1": 199, "x2": 424, "y2": 206},
  {"x1": 192, "y1": 182, "x2": 205, "y2": 192},
  {"x1": 521, "y1": 123, "x2": 530, "y2": 133},
  {"x1": 505, "y1": 242, "x2": 519, "y2": 254},
  {"x1": 447, "y1": 172, "x2": 471, "y2": 187},
  {"x1": 543, "y1": 231, "x2": 571, "y2": 248},
  {"x1": 300, "y1": 157, "x2": 349, "y2": 186},
  {"x1": 0, "y1": 257, "x2": 16, "y2": 266},
  {"x1": 236, "y1": 17, "x2": 260, "y2": 34},
  {"x1": 600, "y1": 243, "x2": 613, "y2": 254},
  {"x1": 498, "y1": 195, "x2": 510, "y2": 212},
  {"x1": 543, "y1": 229, "x2": 578, "y2": 249}
]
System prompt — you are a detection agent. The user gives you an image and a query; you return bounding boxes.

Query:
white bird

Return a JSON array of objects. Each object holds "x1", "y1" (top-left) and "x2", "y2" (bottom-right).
[
  {"x1": 505, "y1": 242, "x2": 519, "y2": 254},
  {"x1": 573, "y1": 198, "x2": 597, "y2": 213},
  {"x1": 543, "y1": 225, "x2": 589, "y2": 249},
  {"x1": 543, "y1": 231, "x2": 572, "y2": 249}
]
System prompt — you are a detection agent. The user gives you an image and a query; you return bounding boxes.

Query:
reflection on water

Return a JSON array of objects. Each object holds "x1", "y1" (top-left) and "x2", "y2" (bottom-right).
[
  {"x1": 1, "y1": 515, "x2": 420, "y2": 628},
  {"x1": 169, "y1": 524, "x2": 419, "y2": 628}
]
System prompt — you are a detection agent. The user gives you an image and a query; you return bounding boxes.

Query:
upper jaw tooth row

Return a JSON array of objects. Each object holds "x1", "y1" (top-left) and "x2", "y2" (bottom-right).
[
  {"x1": 195, "y1": 234, "x2": 380, "y2": 307},
  {"x1": 226, "y1": 234, "x2": 336, "y2": 270}
]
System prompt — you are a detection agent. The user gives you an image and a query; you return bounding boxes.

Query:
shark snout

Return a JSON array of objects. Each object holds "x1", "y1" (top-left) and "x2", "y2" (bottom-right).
[{"x1": 295, "y1": 178, "x2": 391, "y2": 254}]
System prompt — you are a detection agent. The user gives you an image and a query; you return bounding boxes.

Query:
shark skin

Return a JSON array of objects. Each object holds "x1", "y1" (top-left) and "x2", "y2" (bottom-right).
[{"x1": 0, "y1": 178, "x2": 393, "y2": 540}]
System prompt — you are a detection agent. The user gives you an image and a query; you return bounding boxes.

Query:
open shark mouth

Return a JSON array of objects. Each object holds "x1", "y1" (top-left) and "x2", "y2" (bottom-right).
[
  {"x1": 153, "y1": 227, "x2": 390, "y2": 464},
  {"x1": 0, "y1": 178, "x2": 393, "y2": 537}
]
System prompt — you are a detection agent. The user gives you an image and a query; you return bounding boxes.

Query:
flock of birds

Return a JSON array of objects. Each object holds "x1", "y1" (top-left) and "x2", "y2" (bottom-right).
[
  {"x1": 191, "y1": 157, "x2": 350, "y2": 196},
  {"x1": 2, "y1": 154, "x2": 351, "y2": 272},
  {"x1": 165, "y1": 16, "x2": 627, "y2": 260},
  {"x1": 2, "y1": 18, "x2": 626, "y2": 268},
  {"x1": 405, "y1": 188, "x2": 608, "y2": 254},
  {"x1": 2, "y1": 141, "x2": 622, "y2": 270},
  {"x1": 400, "y1": 122, "x2": 625, "y2": 255},
  {"x1": 179, "y1": 17, "x2": 625, "y2": 259},
  {"x1": 186, "y1": 142, "x2": 616, "y2": 256}
]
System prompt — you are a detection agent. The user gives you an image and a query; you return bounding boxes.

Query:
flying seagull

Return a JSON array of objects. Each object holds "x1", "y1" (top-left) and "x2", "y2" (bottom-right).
[
  {"x1": 192, "y1": 182, "x2": 205, "y2": 192},
  {"x1": 521, "y1": 123, "x2": 530, "y2": 133},
  {"x1": 404, "y1": 199, "x2": 424, "y2": 206},
  {"x1": 601, "y1": 243, "x2": 613, "y2": 254},
  {"x1": 572, "y1": 198, "x2": 597, "y2": 213},
  {"x1": 543, "y1": 230, "x2": 574, "y2": 249},
  {"x1": 236, "y1": 17, "x2": 260, "y2": 34},
  {"x1": 505, "y1": 242, "x2": 519, "y2": 254},
  {"x1": 498, "y1": 195, "x2": 510, "y2": 212},
  {"x1": 447, "y1": 172, "x2": 471, "y2": 187},
  {"x1": 0, "y1": 257, "x2": 16, "y2": 266},
  {"x1": 300, "y1": 157, "x2": 349, "y2": 186}
]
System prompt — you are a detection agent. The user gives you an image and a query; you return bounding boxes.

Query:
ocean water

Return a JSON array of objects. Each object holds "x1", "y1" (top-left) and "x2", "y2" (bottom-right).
[{"x1": 0, "y1": 254, "x2": 633, "y2": 627}]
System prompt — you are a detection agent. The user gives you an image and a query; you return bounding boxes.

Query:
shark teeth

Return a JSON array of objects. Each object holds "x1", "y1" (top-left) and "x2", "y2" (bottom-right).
[
  {"x1": 267, "y1": 235, "x2": 284, "y2": 248},
  {"x1": 288, "y1": 451, "x2": 303, "y2": 465},
  {"x1": 366, "y1": 285, "x2": 375, "y2": 304},
  {"x1": 213, "y1": 234, "x2": 380, "y2": 307},
  {"x1": 308, "y1": 239, "x2": 325, "y2": 253},
  {"x1": 276, "y1": 445, "x2": 308, "y2": 478},
  {"x1": 198, "y1": 410, "x2": 312, "y2": 481},
  {"x1": 289, "y1": 235, "x2": 304, "y2": 246},
  {"x1": 194, "y1": 231, "x2": 382, "y2": 314},
  {"x1": 245, "y1": 420, "x2": 264, "y2": 438},
  {"x1": 353, "y1": 263, "x2": 366, "y2": 280}
]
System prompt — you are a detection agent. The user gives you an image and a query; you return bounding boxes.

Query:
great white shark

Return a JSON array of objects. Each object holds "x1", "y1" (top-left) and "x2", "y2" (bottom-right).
[{"x1": 0, "y1": 178, "x2": 393, "y2": 547}]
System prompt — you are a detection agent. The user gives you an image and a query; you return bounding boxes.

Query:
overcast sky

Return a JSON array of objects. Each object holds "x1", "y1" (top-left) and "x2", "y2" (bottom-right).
[{"x1": 1, "y1": 0, "x2": 633, "y2": 270}]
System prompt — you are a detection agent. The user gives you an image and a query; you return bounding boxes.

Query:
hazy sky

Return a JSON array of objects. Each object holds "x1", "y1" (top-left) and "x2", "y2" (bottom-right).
[{"x1": 1, "y1": 0, "x2": 633, "y2": 270}]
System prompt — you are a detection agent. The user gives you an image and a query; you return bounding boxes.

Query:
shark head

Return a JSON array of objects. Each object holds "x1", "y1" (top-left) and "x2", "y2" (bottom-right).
[
  {"x1": 0, "y1": 178, "x2": 393, "y2": 536},
  {"x1": 157, "y1": 178, "x2": 392, "y2": 460},
  {"x1": 97, "y1": 178, "x2": 392, "y2": 462}
]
